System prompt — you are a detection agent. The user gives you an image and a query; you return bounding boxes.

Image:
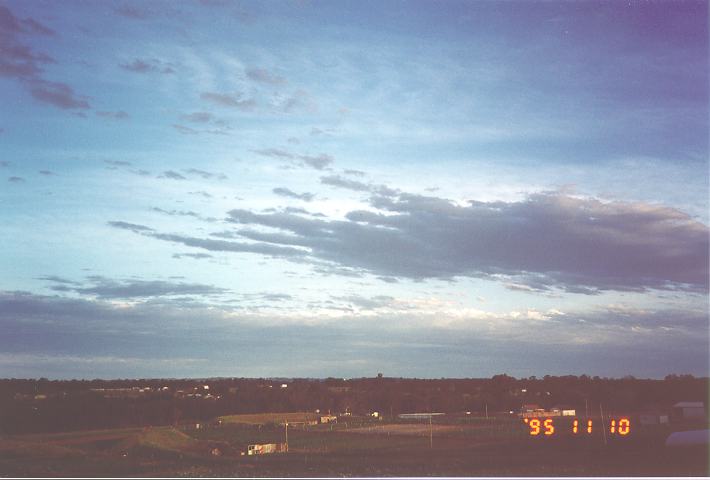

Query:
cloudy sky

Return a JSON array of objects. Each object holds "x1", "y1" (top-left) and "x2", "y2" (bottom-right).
[{"x1": 1, "y1": 0, "x2": 708, "y2": 379}]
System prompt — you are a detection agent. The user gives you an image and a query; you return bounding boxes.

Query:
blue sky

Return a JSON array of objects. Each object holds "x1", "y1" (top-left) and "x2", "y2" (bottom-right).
[{"x1": 0, "y1": 0, "x2": 708, "y2": 379}]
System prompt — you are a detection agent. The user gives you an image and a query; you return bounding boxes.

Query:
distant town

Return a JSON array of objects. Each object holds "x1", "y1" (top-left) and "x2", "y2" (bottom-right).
[
  {"x1": 1, "y1": 374, "x2": 706, "y2": 434},
  {"x1": 0, "y1": 374, "x2": 707, "y2": 477}
]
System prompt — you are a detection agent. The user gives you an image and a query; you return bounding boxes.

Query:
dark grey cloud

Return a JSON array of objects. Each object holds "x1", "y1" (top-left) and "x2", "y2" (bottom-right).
[
  {"x1": 246, "y1": 67, "x2": 286, "y2": 85},
  {"x1": 0, "y1": 6, "x2": 54, "y2": 37},
  {"x1": 7, "y1": 176, "x2": 24, "y2": 183},
  {"x1": 150, "y1": 232, "x2": 308, "y2": 257},
  {"x1": 377, "y1": 276, "x2": 399, "y2": 284},
  {"x1": 273, "y1": 187, "x2": 315, "y2": 202},
  {"x1": 96, "y1": 110, "x2": 129, "y2": 119},
  {"x1": 38, "y1": 170, "x2": 55, "y2": 175},
  {"x1": 114, "y1": 5, "x2": 150, "y2": 19},
  {"x1": 36, "y1": 275, "x2": 81, "y2": 285},
  {"x1": 320, "y1": 174, "x2": 370, "y2": 192},
  {"x1": 201, "y1": 91, "x2": 256, "y2": 110},
  {"x1": 337, "y1": 294, "x2": 395, "y2": 309},
  {"x1": 221, "y1": 192, "x2": 708, "y2": 293},
  {"x1": 104, "y1": 160, "x2": 132, "y2": 167},
  {"x1": 159, "y1": 170, "x2": 187, "y2": 180},
  {"x1": 253, "y1": 148, "x2": 333, "y2": 170},
  {"x1": 344, "y1": 169, "x2": 366, "y2": 177},
  {"x1": 181, "y1": 111, "x2": 214, "y2": 123},
  {"x1": 279, "y1": 89, "x2": 317, "y2": 113},
  {"x1": 40, "y1": 275, "x2": 227, "y2": 299},
  {"x1": 282, "y1": 207, "x2": 325, "y2": 217},
  {"x1": 320, "y1": 174, "x2": 397, "y2": 196},
  {"x1": 0, "y1": 161, "x2": 9, "y2": 167},
  {"x1": 253, "y1": 148, "x2": 294, "y2": 159},
  {"x1": 107, "y1": 221, "x2": 154, "y2": 233},
  {"x1": 188, "y1": 190, "x2": 213, "y2": 198},
  {"x1": 0, "y1": 289, "x2": 706, "y2": 378},
  {"x1": 109, "y1": 220, "x2": 308, "y2": 258},
  {"x1": 120, "y1": 58, "x2": 174, "y2": 74},
  {"x1": 78, "y1": 278, "x2": 225, "y2": 299},
  {"x1": 259, "y1": 292, "x2": 293, "y2": 302},
  {"x1": 0, "y1": 43, "x2": 54, "y2": 78},
  {"x1": 152, "y1": 207, "x2": 217, "y2": 222},
  {"x1": 106, "y1": 160, "x2": 707, "y2": 295},
  {"x1": 298, "y1": 153, "x2": 333, "y2": 170},
  {"x1": 172, "y1": 252, "x2": 213, "y2": 260},
  {"x1": 21, "y1": 17, "x2": 55, "y2": 36},
  {"x1": 179, "y1": 112, "x2": 229, "y2": 132},
  {"x1": 184, "y1": 168, "x2": 227, "y2": 180},
  {"x1": 172, "y1": 124, "x2": 199, "y2": 135},
  {"x1": 0, "y1": 6, "x2": 90, "y2": 113},
  {"x1": 29, "y1": 80, "x2": 90, "y2": 109}
]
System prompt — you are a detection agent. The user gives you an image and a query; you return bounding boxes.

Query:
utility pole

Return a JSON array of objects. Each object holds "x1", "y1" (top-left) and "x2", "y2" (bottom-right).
[
  {"x1": 599, "y1": 404, "x2": 607, "y2": 446},
  {"x1": 429, "y1": 414, "x2": 433, "y2": 449},
  {"x1": 485, "y1": 403, "x2": 488, "y2": 419},
  {"x1": 285, "y1": 421, "x2": 289, "y2": 452}
]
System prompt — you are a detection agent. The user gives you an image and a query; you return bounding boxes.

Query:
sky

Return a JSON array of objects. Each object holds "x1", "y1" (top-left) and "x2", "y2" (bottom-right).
[{"x1": 0, "y1": 0, "x2": 708, "y2": 380}]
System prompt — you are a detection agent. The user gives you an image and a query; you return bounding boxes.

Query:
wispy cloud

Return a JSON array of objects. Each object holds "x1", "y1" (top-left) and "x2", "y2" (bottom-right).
[
  {"x1": 273, "y1": 187, "x2": 315, "y2": 202},
  {"x1": 0, "y1": 6, "x2": 89, "y2": 110},
  {"x1": 246, "y1": 67, "x2": 286, "y2": 85},
  {"x1": 120, "y1": 58, "x2": 175, "y2": 74},
  {"x1": 152, "y1": 207, "x2": 218, "y2": 223},
  {"x1": 159, "y1": 170, "x2": 187, "y2": 180},
  {"x1": 42, "y1": 275, "x2": 227, "y2": 299},
  {"x1": 201, "y1": 91, "x2": 256, "y2": 110},
  {"x1": 253, "y1": 148, "x2": 294, "y2": 159},
  {"x1": 172, "y1": 252, "x2": 213, "y2": 260},
  {"x1": 109, "y1": 220, "x2": 309, "y2": 258},
  {"x1": 183, "y1": 168, "x2": 227, "y2": 180},
  {"x1": 253, "y1": 148, "x2": 334, "y2": 170},
  {"x1": 113, "y1": 5, "x2": 150, "y2": 20},
  {"x1": 96, "y1": 110, "x2": 129, "y2": 120},
  {"x1": 172, "y1": 124, "x2": 199, "y2": 135},
  {"x1": 29, "y1": 80, "x2": 90, "y2": 109}
]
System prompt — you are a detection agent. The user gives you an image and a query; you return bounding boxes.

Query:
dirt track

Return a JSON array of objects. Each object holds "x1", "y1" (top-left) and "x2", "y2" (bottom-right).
[{"x1": 345, "y1": 423, "x2": 464, "y2": 436}]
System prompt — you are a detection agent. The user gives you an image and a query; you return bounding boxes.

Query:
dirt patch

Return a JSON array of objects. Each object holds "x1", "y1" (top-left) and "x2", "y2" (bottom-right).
[{"x1": 346, "y1": 423, "x2": 463, "y2": 436}]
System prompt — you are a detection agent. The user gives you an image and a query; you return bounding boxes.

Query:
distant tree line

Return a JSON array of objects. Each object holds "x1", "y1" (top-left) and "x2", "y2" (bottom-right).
[{"x1": 0, "y1": 374, "x2": 706, "y2": 434}]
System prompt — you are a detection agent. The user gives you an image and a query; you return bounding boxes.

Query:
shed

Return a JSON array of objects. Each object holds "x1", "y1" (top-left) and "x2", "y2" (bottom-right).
[
  {"x1": 673, "y1": 401, "x2": 706, "y2": 421},
  {"x1": 639, "y1": 413, "x2": 669, "y2": 426}
]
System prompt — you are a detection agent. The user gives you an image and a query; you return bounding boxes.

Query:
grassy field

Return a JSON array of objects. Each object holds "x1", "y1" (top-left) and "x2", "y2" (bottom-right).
[{"x1": 0, "y1": 415, "x2": 707, "y2": 477}]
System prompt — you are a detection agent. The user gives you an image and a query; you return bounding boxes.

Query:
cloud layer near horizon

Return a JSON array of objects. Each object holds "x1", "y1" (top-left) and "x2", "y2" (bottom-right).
[{"x1": 0, "y1": 289, "x2": 706, "y2": 378}]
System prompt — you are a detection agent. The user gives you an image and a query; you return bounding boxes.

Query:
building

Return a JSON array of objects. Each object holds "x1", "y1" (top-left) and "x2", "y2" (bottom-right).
[
  {"x1": 551, "y1": 405, "x2": 576, "y2": 416},
  {"x1": 247, "y1": 443, "x2": 288, "y2": 455},
  {"x1": 319, "y1": 415, "x2": 338, "y2": 424},
  {"x1": 639, "y1": 412, "x2": 669, "y2": 426},
  {"x1": 673, "y1": 402, "x2": 707, "y2": 422},
  {"x1": 519, "y1": 404, "x2": 573, "y2": 418}
]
